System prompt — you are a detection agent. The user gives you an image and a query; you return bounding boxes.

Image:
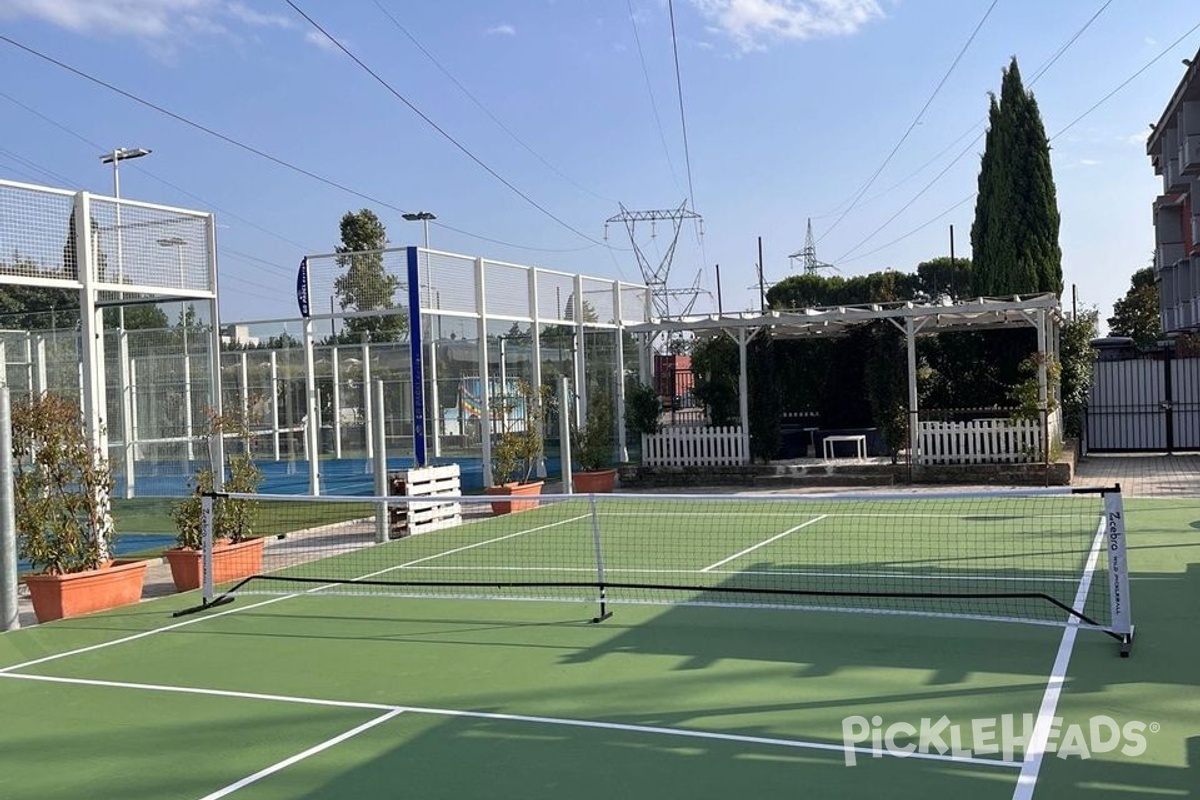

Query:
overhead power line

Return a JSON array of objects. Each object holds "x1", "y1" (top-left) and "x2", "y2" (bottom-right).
[
  {"x1": 628, "y1": 0, "x2": 684, "y2": 197},
  {"x1": 0, "y1": 34, "x2": 406, "y2": 213},
  {"x1": 830, "y1": 0, "x2": 1122, "y2": 263},
  {"x1": 837, "y1": 18, "x2": 1199, "y2": 265},
  {"x1": 666, "y1": 0, "x2": 697, "y2": 214},
  {"x1": 0, "y1": 34, "x2": 608, "y2": 257},
  {"x1": 285, "y1": 0, "x2": 608, "y2": 249},
  {"x1": 818, "y1": 0, "x2": 998, "y2": 245},
  {"x1": 369, "y1": 0, "x2": 617, "y2": 205}
]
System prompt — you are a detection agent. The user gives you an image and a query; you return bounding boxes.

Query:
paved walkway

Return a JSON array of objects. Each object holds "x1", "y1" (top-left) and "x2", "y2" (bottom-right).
[
  {"x1": 11, "y1": 460, "x2": 1197, "y2": 629},
  {"x1": 1071, "y1": 453, "x2": 1200, "y2": 498}
]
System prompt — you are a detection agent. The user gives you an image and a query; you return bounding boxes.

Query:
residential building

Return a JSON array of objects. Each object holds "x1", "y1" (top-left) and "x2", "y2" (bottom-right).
[{"x1": 1147, "y1": 48, "x2": 1200, "y2": 333}]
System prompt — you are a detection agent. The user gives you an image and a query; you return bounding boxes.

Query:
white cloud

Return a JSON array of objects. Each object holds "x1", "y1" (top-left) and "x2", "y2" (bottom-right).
[
  {"x1": 485, "y1": 23, "x2": 516, "y2": 37},
  {"x1": 304, "y1": 29, "x2": 342, "y2": 53},
  {"x1": 0, "y1": 0, "x2": 291, "y2": 40},
  {"x1": 689, "y1": 0, "x2": 884, "y2": 51},
  {"x1": 1121, "y1": 132, "x2": 1149, "y2": 146},
  {"x1": 1144, "y1": 36, "x2": 1158, "y2": 46},
  {"x1": 1079, "y1": 158, "x2": 1101, "y2": 166}
]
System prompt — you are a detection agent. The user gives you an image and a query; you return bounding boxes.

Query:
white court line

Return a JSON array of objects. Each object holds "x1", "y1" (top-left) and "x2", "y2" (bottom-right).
[
  {"x1": 197, "y1": 709, "x2": 405, "y2": 800},
  {"x1": 395, "y1": 565, "x2": 1083, "y2": 584},
  {"x1": 1011, "y1": 516, "x2": 1107, "y2": 800},
  {"x1": 0, "y1": 515, "x2": 588, "y2": 675},
  {"x1": 0, "y1": 670, "x2": 1016, "y2": 771},
  {"x1": 701, "y1": 515, "x2": 828, "y2": 572},
  {"x1": 0, "y1": 671, "x2": 397, "y2": 711}
]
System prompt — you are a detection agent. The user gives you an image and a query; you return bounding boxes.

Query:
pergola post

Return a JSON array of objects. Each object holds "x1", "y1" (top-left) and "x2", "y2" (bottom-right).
[
  {"x1": 736, "y1": 327, "x2": 750, "y2": 462},
  {"x1": 906, "y1": 316, "x2": 919, "y2": 465},
  {"x1": 613, "y1": 281, "x2": 628, "y2": 464},
  {"x1": 1036, "y1": 307, "x2": 1049, "y2": 462}
]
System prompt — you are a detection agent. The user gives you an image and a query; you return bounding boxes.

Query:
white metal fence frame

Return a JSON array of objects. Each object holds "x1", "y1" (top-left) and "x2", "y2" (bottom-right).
[
  {"x1": 0, "y1": 178, "x2": 222, "y2": 497},
  {"x1": 233, "y1": 246, "x2": 651, "y2": 493}
]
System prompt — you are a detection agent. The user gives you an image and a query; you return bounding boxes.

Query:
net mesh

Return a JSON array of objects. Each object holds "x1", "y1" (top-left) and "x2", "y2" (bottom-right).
[{"x1": 206, "y1": 489, "x2": 1119, "y2": 631}]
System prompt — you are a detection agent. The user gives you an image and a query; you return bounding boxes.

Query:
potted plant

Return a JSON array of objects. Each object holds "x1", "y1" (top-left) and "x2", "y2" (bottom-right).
[
  {"x1": 166, "y1": 409, "x2": 265, "y2": 591},
  {"x1": 486, "y1": 379, "x2": 548, "y2": 514},
  {"x1": 13, "y1": 392, "x2": 148, "y2": 623},
  {"x1": 572, "y1": 391, "x2": 618, "y2": 493}
]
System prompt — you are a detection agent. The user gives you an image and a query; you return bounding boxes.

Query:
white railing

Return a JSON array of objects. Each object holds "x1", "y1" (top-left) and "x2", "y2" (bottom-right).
[
  {"x1": 916, "y1": 418, "x2": 1044, "y2": 465},
  {"x1": 642, "y1": 426, "x2": 747, "y2": 466}
]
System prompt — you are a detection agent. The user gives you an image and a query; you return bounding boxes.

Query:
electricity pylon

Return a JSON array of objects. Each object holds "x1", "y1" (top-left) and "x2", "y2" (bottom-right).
[
  {"x1": 605, "y1": 201, "x2": 705, "y2": 318},
  {"x1": 788, "y1": 218, "x2": 837, "y2": 274}
]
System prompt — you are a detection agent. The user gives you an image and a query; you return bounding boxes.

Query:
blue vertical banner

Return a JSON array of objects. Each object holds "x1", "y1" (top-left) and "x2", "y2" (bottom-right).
[
  {"x1": 296, "y1": 257, "x2": 311, "y2": 318},
  {"x1": 406, "y1": 246, "x2": 427, "y2": 466}
]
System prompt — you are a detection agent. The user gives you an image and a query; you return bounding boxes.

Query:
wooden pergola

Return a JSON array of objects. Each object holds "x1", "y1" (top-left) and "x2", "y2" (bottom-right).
[{"x1": 628, "y1": 294, "x2": 1063, "y2": 459}]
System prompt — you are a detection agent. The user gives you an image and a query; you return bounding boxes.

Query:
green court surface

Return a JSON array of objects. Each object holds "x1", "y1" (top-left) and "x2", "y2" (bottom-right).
[{"x1": 1, "y1": 497, "x2": 1196, "y2": 799}]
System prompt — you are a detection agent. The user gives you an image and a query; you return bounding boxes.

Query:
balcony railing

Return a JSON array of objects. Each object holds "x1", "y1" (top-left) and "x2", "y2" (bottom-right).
[
  {"x1": 1182, "y1": 133, "x2": 1200, "y2": 176},
  {"x1": 1157, "y1": 241, "x2": 1186, "y2": 271}
]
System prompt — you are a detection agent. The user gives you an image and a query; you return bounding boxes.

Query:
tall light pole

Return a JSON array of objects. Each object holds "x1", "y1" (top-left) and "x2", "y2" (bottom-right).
[
  {"x1": 402, "y1": 210, "x2": 435, "y2": 249},
  {"x1": 157, "y1": 236, "x2": 187, "y2": 289},
  {"x1": 101, "y1": 146, "x2": 149, "y2": 497}
]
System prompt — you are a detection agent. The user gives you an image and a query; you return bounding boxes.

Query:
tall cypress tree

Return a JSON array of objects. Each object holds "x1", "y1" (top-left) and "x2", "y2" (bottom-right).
[{"x1": 971, "y1": 58, "x2": 1062, "y2": 297}]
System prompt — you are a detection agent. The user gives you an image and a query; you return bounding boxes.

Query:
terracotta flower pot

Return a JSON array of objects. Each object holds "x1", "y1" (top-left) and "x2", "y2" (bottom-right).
[
  {"x1": 573, "y1": 468, "x2": 618, "y2": 493},
  {"x1": 24, "y1": 559, "x2": 149, "y2": 623},
  {"x1": 164, "y1": 537, "x2": 267, "y2": 592},
  {"x1": 485, "y1": 481, "x2": 544, "y2": 514}
]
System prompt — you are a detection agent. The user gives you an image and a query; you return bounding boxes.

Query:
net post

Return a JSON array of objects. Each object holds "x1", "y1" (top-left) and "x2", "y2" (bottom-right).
[
  {"x1": 201, "y1": 493, "x2": 215, "y2": 606},
  {"x1": 1104, "y1": 486, "x2": 1134, "y2": 656},
  {"x1": 589, "y1": 495, "x2": 611, "y2": 623}
]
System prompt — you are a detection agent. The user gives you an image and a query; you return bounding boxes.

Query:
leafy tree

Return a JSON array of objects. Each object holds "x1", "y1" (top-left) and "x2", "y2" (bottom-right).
[
  {"x1": 747, "y1": 334, "x2": 780, "y2": 461},
  {"x1": 1107, "y1": 266, "x2": 1161, "y2": 346},
  {"x1": 863, "y1": 322, "x2": 908, "y2": 462},
  {"x1": 333, "y1": 209, "x2": 406, "y2": 343},
  {"x1": 971, "y1": 58, "x2": 1062, "y2": 297},
  {"x1": 1060, "y1": 309, "x2": 1098, "y2": 440},
  {"x1": 691, "y1": 335, "x2": 740, "y2": 426},
  {"x1": 915, "y1": 256, "x2": 972, "y2": 301},
  {"x1": 63, "y1": 206, "x2": 107, "y2": 281}
]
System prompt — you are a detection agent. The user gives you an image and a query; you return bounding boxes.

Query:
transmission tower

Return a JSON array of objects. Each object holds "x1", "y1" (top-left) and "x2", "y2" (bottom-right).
[
  {"x1": 788, "y1": 218, "x2": 837, "y2": 274},
  {"x1": 605, "y1": 201, "x2": 704, "y2": 318}
]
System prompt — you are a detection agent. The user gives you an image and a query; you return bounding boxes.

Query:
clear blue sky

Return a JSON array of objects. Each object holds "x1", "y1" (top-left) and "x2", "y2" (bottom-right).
[{"x1": 1, "y1": 1, "x2": 1197, "y2": 331}]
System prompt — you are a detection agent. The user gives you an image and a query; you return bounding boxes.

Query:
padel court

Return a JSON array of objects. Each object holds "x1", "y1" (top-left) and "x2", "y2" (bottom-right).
[{"x1": 1, "y1": 490, "x2": 1196, "y2": 799}]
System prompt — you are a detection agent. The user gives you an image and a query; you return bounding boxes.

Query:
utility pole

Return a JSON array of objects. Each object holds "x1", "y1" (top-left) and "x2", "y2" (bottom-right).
[
  {"x1": 757, "y1": 237, "x2": 765, "y2": 310},
  {"x1": 949, "y1": 224, "x2": 956, "y2": 299}
]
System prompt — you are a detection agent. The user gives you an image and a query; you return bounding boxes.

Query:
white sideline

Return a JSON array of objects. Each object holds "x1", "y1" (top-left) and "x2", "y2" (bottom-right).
[
  {"x1": 197, "y1": 709, "x2": 405, "y2": 800},
  {"x1": 701, "y1": 515, "x2": 828, "y2": 572},
  {"x1": 0, "y1": 670, "x2": 1018, "y2": 771},
  {"x1": 1011, "y1": 516, "x2": 1108, "y2": 800}
]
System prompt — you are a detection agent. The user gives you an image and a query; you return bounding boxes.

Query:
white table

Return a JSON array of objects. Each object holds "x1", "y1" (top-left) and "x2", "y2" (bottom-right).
[{"x1": 822, "y1": 434, "x2": 867, "y2": 461}]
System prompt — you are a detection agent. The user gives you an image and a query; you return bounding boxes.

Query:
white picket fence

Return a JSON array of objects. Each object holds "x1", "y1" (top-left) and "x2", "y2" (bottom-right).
[
  {"x1": 642, "y1": 426, "x2": 748, "y2": 466},
  {"x1": 916, "y1": 418, "x2": 1045, "y2": 465}
]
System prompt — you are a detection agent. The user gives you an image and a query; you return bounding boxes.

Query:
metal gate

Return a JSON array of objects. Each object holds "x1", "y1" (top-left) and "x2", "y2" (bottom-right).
[{"x1": 1086, "y1": 351, "x2": 1200, "y2": 452}]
